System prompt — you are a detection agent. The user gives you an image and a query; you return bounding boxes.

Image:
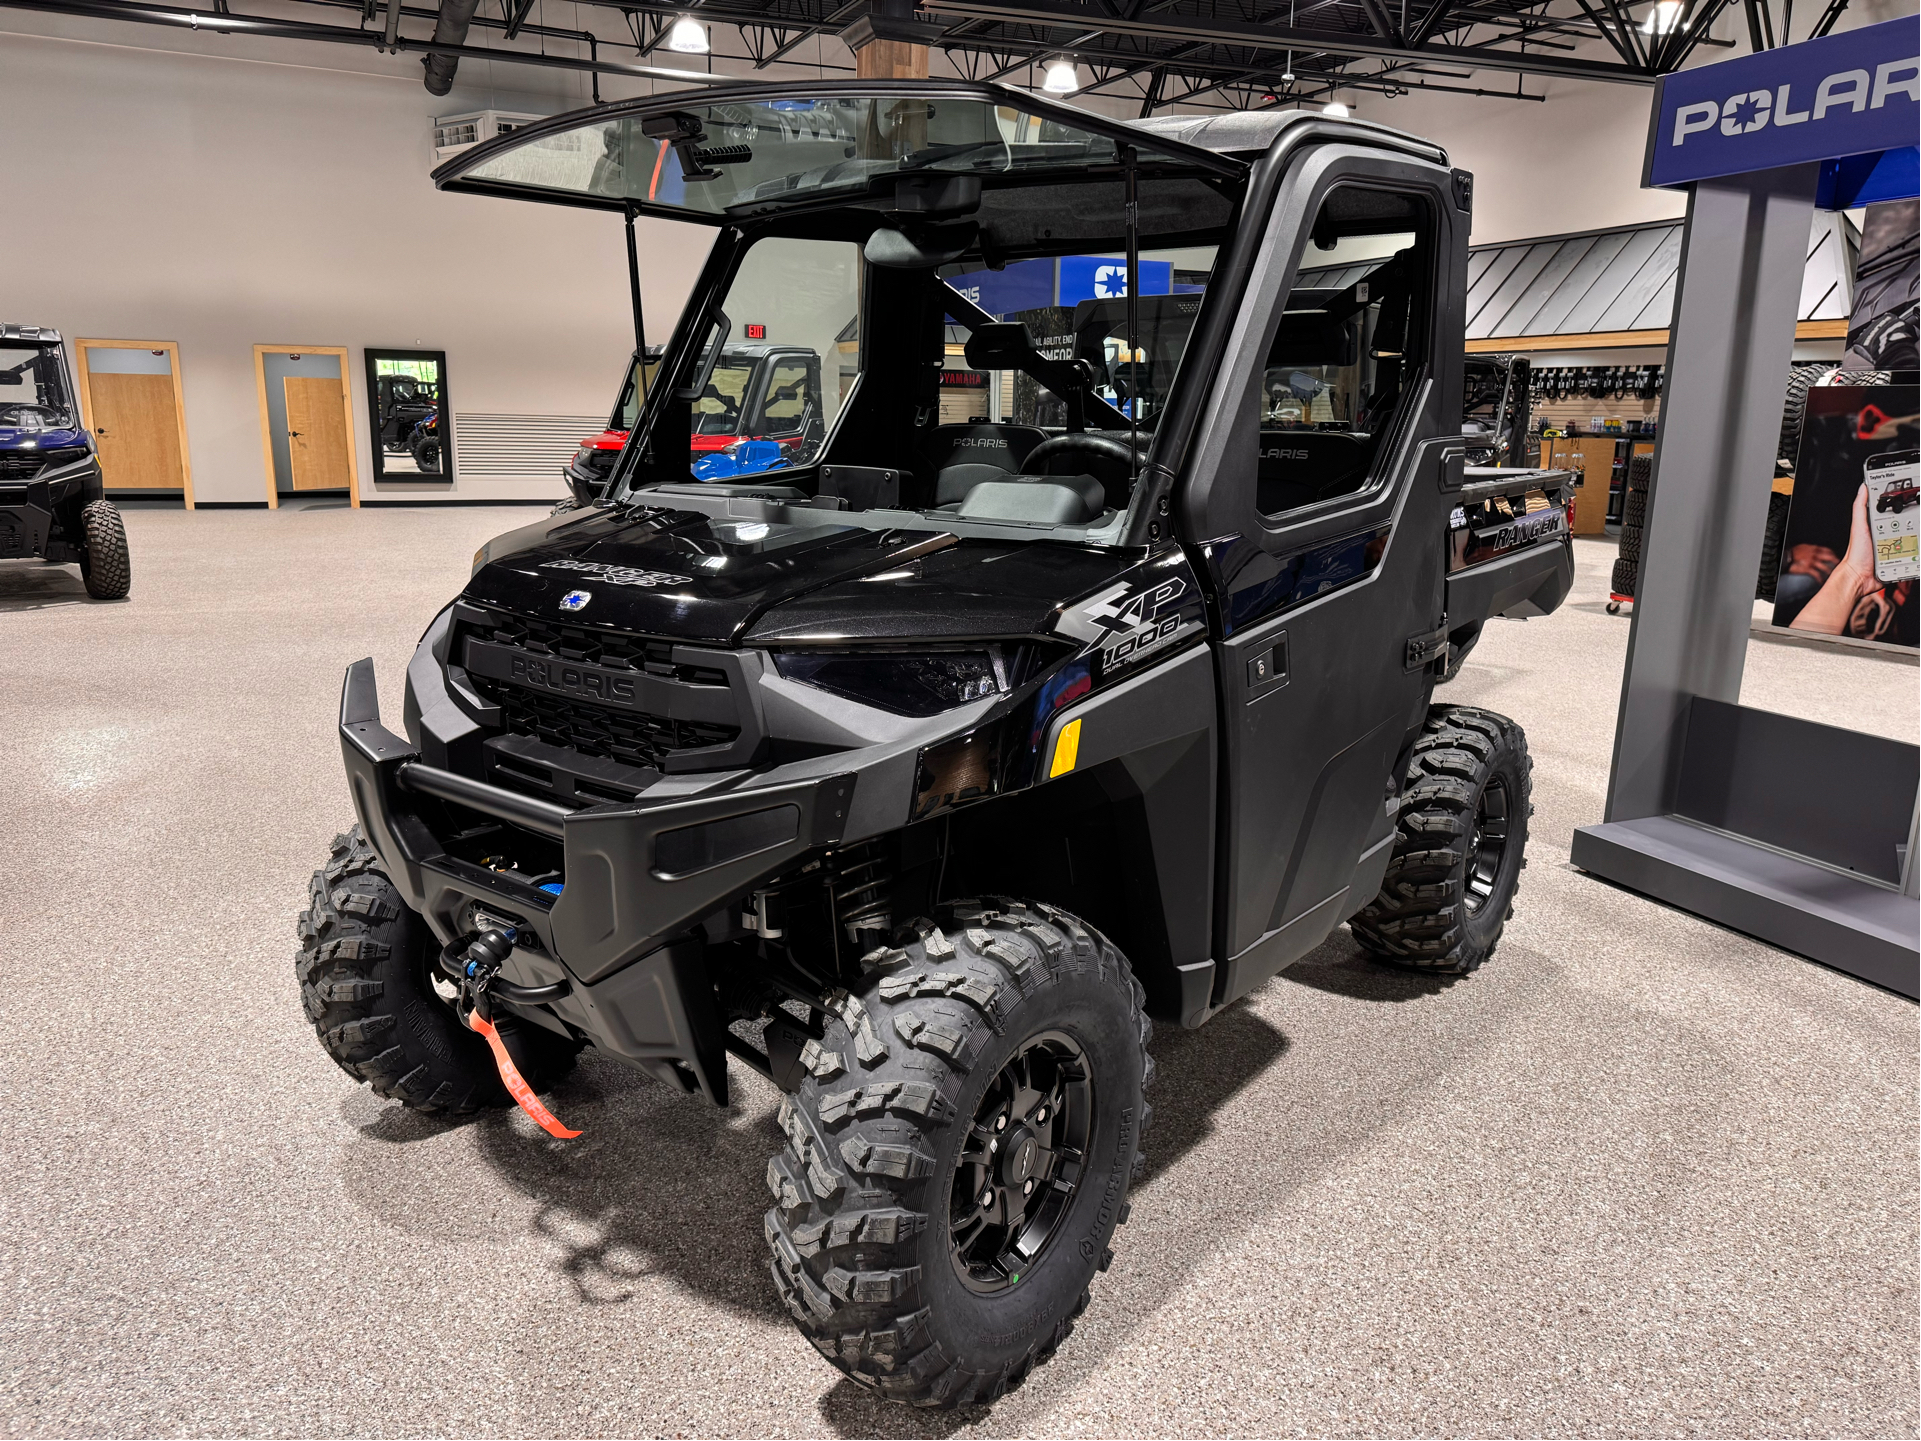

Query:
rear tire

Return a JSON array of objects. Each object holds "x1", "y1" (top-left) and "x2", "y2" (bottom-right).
[
  {"x1": 78, "y1": 500, "x2": 130, "y2": 599},
  {"x1": 296, "y1": 827, "x2": 578, "y2": 1113},
  {"x1": 1350, "y1": 706, "x2": 1533, "y2": 975},
  {"x1": 764, "y1": 899, "x2": 1151, "y2": 1407}
]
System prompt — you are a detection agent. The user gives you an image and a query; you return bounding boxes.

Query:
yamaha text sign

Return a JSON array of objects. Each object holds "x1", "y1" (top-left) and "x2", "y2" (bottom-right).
[{"x1": 1644, "y1": 15, "x2": 1919, "y2": 188}]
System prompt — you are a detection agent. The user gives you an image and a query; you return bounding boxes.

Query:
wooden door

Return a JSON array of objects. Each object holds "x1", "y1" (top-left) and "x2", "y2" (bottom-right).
[
  {"x1": 91, "y1": 372, "x2": 184, "y2": 490},
  {"x1": 284, "y1": 376, "x2": 351, "y2": 490},
  {"x1": 1562, "y1": 436, "x2": 1615, "y2": 535}
]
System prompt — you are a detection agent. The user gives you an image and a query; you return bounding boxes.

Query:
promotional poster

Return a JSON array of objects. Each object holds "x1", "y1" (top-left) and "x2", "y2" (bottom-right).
[
  {"x1": 1845, "y1": 200, "x2": 1919, "y2": 371},
  {"x1": 1772, "y1": 383, "x2": 1919, "y2": 646}
]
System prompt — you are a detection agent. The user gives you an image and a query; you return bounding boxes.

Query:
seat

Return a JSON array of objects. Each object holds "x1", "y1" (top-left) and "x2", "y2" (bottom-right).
[
  {"x1": 923, "y1": 423, "x2": 1048, "y2": 477},
  {"x1": 1255, "y1": 429, "x2": 1374, "y2": 515}
]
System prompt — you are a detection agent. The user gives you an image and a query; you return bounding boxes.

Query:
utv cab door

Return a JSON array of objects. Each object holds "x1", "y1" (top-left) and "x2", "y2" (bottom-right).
[{"x1": 1182, "y1": 146, "x2": 1469, "y2": 1008}]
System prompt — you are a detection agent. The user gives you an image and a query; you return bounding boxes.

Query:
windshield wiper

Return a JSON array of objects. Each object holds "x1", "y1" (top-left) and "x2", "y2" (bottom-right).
[{"x1": 899, "y1": 139, "x2": 1010, "y2": 172}]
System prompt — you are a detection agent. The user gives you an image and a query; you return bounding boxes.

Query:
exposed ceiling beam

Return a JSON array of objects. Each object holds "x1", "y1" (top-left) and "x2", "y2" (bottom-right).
[
  {"x1": 0, "y1": 0, "x2": 721, "y2": 81},
  {"x1": 917, "y1": 0, "x2": 1659, "y2": 82}
]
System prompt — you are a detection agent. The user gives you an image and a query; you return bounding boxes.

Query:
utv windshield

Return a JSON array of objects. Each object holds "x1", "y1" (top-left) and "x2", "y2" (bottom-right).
[
  {"x1": 443, "y1": 84, "x2": 1244, "y2": 541},
  {"x1": 0, "y1": 344, "x2": 77, "y2": 431},
  {"x1": 450, "y1": 93, "x2": 1197, "y2": 221}
]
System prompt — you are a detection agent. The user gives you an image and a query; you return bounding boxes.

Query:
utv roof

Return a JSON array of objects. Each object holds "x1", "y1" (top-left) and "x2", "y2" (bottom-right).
[
  {"x1": 1127, "y1": 109, "x2": 1445, "y2": 166},
  {"x1": 720, "y1": 342, "x2": 817, "y2": 360},
  {"x1": 0, "y1": 325, "x2": 63, "y2": 343}
]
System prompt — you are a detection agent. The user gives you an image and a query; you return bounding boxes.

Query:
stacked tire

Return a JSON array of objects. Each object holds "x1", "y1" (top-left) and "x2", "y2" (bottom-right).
[{"x1": 1609, "y1": 453, "x2": 1652, "y2": 604}]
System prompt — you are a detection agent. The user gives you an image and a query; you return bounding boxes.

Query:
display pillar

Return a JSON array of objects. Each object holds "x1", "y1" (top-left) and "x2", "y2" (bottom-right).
[
  {"x1": 1602, "y1": 163, "x2": 1818, "y2": 822},
  {"x1": 842, "y1": 1, "x2": 934, "y2": 79},
  {"x1": 853, "y1": 35, "x2": 928, "y2": 78},
  {"x1": 1572, "y1": 16, "x2": 1921, "y2": 998}
]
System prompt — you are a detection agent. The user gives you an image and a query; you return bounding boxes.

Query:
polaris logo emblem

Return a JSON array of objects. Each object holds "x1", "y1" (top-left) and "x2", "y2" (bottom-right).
[
  {"x1": 558, "y1": 590, "x2": 592, "y2": 612},
  {"x1": 1262, "y1": 448, "x2": 1311, "y2": 461}
]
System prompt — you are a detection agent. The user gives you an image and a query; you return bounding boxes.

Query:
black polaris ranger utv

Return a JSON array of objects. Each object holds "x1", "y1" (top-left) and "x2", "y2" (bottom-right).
[
  {"x1": 0, "y1": 325, "x2": 130, "y2": 599},
  {"x1": 299, "y1": 86, "x2": 1573, "y2": 1408}
]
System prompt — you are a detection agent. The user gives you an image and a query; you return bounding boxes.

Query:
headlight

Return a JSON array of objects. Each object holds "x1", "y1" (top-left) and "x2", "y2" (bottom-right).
[
  {"x1": 773, "y1": 649, "x2": 1007, "y2": 717},
  {"x1": 42, "y1": 447, "x2": 88, "y2": 467}
]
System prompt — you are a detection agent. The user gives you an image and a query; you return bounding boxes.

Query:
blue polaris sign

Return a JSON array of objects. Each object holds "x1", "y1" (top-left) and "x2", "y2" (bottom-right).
[
  {"x1": 1057, "y1": 256, "x2": 1172, "y2": 305},
  {"x1": 1644, "y1": 16, "x2": 1919, "y2": 189}
]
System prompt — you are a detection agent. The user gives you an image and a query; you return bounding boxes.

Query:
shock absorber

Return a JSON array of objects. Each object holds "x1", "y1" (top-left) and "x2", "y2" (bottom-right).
[{"x1": 827, "y1": 842, "x2": 894, "y2": 953}]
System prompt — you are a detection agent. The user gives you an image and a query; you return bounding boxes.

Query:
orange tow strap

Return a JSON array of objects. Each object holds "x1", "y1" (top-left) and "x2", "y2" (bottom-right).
[{"x1": 468, "y1": 1012, "x2": 581, "y2": 1139}]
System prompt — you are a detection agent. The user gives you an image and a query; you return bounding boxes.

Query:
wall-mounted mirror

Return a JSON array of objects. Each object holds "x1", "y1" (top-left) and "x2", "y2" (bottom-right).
[{"x1": 364, "y1": 349, "x2": 449, "y2": 479}]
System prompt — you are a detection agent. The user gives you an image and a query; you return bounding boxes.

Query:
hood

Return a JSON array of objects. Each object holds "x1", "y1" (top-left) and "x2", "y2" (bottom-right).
[
  {"x1": 464, "y1": 504, "x2": 1135, "y2": 646},
  {"x1": 0, "y1": 426, "x2": 86, "y2": 452}
]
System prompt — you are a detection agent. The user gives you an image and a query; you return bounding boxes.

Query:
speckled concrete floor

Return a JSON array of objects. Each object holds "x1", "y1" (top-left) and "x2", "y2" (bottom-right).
[{"x1": 2, "y1": 514, "x2": 1915, "y2": 1439}]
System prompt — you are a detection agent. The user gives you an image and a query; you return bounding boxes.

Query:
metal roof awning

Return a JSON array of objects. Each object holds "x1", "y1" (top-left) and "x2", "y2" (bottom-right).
[{"x1": 1455, "y1": 215, "x2": 1857, "y2": 354}]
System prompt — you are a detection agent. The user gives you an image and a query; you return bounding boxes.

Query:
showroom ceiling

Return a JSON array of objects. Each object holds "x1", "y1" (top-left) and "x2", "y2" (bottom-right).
[{"x1": 2, "y1": 0, "x2": 1851, "y2": 110}]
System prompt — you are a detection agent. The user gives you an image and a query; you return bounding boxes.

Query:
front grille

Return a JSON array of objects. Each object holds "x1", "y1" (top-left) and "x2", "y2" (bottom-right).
[
  {"x1": 473, "y1": 609, "x2": 731, "y2": 686},
  {"x1": 488, "y1": 685, "x2": 739, "y2": 771},
  {"x1": 0, "y1": 455, "x2": 46, "y2": 481},
  {"x1": 460, "y1": 606, "x2": 740, "y2": 772}
]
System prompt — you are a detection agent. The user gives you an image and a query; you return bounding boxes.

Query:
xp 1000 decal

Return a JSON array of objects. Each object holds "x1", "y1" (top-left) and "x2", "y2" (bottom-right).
[{"x1": 1054, "y1": 555, "x2": 1206, "y2": 678}]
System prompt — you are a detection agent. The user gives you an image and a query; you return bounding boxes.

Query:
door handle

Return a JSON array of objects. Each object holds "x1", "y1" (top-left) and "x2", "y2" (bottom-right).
[
  {"x1": 1246, "y1": 633, "x2": 1288, "y2": 701},
  {"x1": 289, "y1": 430, "x2": 302, "y2": 438}
]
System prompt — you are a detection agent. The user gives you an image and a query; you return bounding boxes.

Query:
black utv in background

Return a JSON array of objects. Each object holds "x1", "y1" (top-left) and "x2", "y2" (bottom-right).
[
  {"x1": 0, "y1": 325, "x2": 130, "y2": 599},
  {"x1": 299, "y1": 86, "x2": 1573, "y2": 1408}
]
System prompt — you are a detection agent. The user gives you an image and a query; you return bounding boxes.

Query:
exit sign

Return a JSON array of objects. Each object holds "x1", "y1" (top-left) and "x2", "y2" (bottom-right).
[{"x1": 744, "y1": 323, "x2": 767, "y2": 339}]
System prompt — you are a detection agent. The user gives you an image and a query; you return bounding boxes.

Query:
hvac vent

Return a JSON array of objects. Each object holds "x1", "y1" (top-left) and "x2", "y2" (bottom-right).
[
  {"x1": 433, "y1": 110, "x2": 547, "y2": 162},
  {"x1": 450, "y1": 413, "x2": 607, "y2": 479}
]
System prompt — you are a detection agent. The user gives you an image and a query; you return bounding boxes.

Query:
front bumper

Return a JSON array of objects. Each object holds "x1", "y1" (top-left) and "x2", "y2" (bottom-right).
[
  {"x1": 339, "y1": 657, "x2": 855, "y2": 1103},
  {"x1": 0, "y1": 455, "x2": 100, "y2": 561}
]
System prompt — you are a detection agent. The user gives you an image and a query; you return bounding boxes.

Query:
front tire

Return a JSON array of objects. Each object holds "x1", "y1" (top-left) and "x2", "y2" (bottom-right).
[
  {"x1": 78, "y1": 499, "x2": 130, "y2": 599},
  {"x1": 1350, "y1": 706, "x2": 1533, "y2": 975},
  {"x1": 765, "y1": 899, "x2": 1152, "y2": 1407},
  {"x1": 296, "y1": 827, "x2": 577, "y2": 1113}
]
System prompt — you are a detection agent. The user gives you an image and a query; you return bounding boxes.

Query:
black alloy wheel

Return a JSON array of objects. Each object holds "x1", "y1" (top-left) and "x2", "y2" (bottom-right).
[
  {"x1": 763, "y1": 899, "x2": 1152, "y2": 1406},
  {"x1": 950, "y1": 1032, "x2": 1094, "y2": 1295},
  {"x1": 1463, "y1": 776, "x2": 1510, "y2": 918},
  {"x1": 1348, "y1": 706, "x2": 1534, "y2": 975}
]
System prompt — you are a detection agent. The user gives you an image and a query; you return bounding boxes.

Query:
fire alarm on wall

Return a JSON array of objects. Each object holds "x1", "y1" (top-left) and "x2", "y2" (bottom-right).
[{"x1": 744, "y1": 323, "x2": 766, "y2": 340}]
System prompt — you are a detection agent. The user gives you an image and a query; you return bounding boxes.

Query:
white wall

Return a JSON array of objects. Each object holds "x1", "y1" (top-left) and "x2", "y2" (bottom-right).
[
  {"x1": 4, "y1": 0, "x2": 1904, "y2": 506},
  {"x1": 0, "y1": 15, "x2": 712, "y2": 504}
]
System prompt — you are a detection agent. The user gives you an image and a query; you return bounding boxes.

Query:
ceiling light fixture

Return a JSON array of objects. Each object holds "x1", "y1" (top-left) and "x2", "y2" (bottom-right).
[
  {"x1": 667, "y1": 15, "x2": 709, "y2": 52},
  {"x1": 1323, "y1": 100, "x2": 1350, "y2": 117},
  {"x1": 1641, "y1": 0, "x2": 1684, "y2": 33},
  {"x1": 1042, "y1": 57, "x2": 1081, "y2": 93}
]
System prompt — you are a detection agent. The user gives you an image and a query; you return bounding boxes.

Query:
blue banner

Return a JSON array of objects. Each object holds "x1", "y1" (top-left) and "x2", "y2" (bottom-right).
[
  {"x1": 1058, "y1": 256, "x2": 1173, "y2": 305},
  {"x1": 945, "y1": 259, "x2": 1054, "y2": 318},
  {"x1": 1644, "y1": 16, "x2": 1919, "y2": 190}
]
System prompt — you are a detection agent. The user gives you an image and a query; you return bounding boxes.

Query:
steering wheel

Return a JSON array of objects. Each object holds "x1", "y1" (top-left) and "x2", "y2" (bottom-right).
[{"x1": 1022, "y1": 432, "x2": 1139, "y2": 483}]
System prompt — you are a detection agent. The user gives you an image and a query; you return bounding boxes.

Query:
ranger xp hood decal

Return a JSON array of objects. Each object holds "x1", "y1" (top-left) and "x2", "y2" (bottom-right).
[{"x1": 543, "y1": 558, "x2": 693, "y2": 588}]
